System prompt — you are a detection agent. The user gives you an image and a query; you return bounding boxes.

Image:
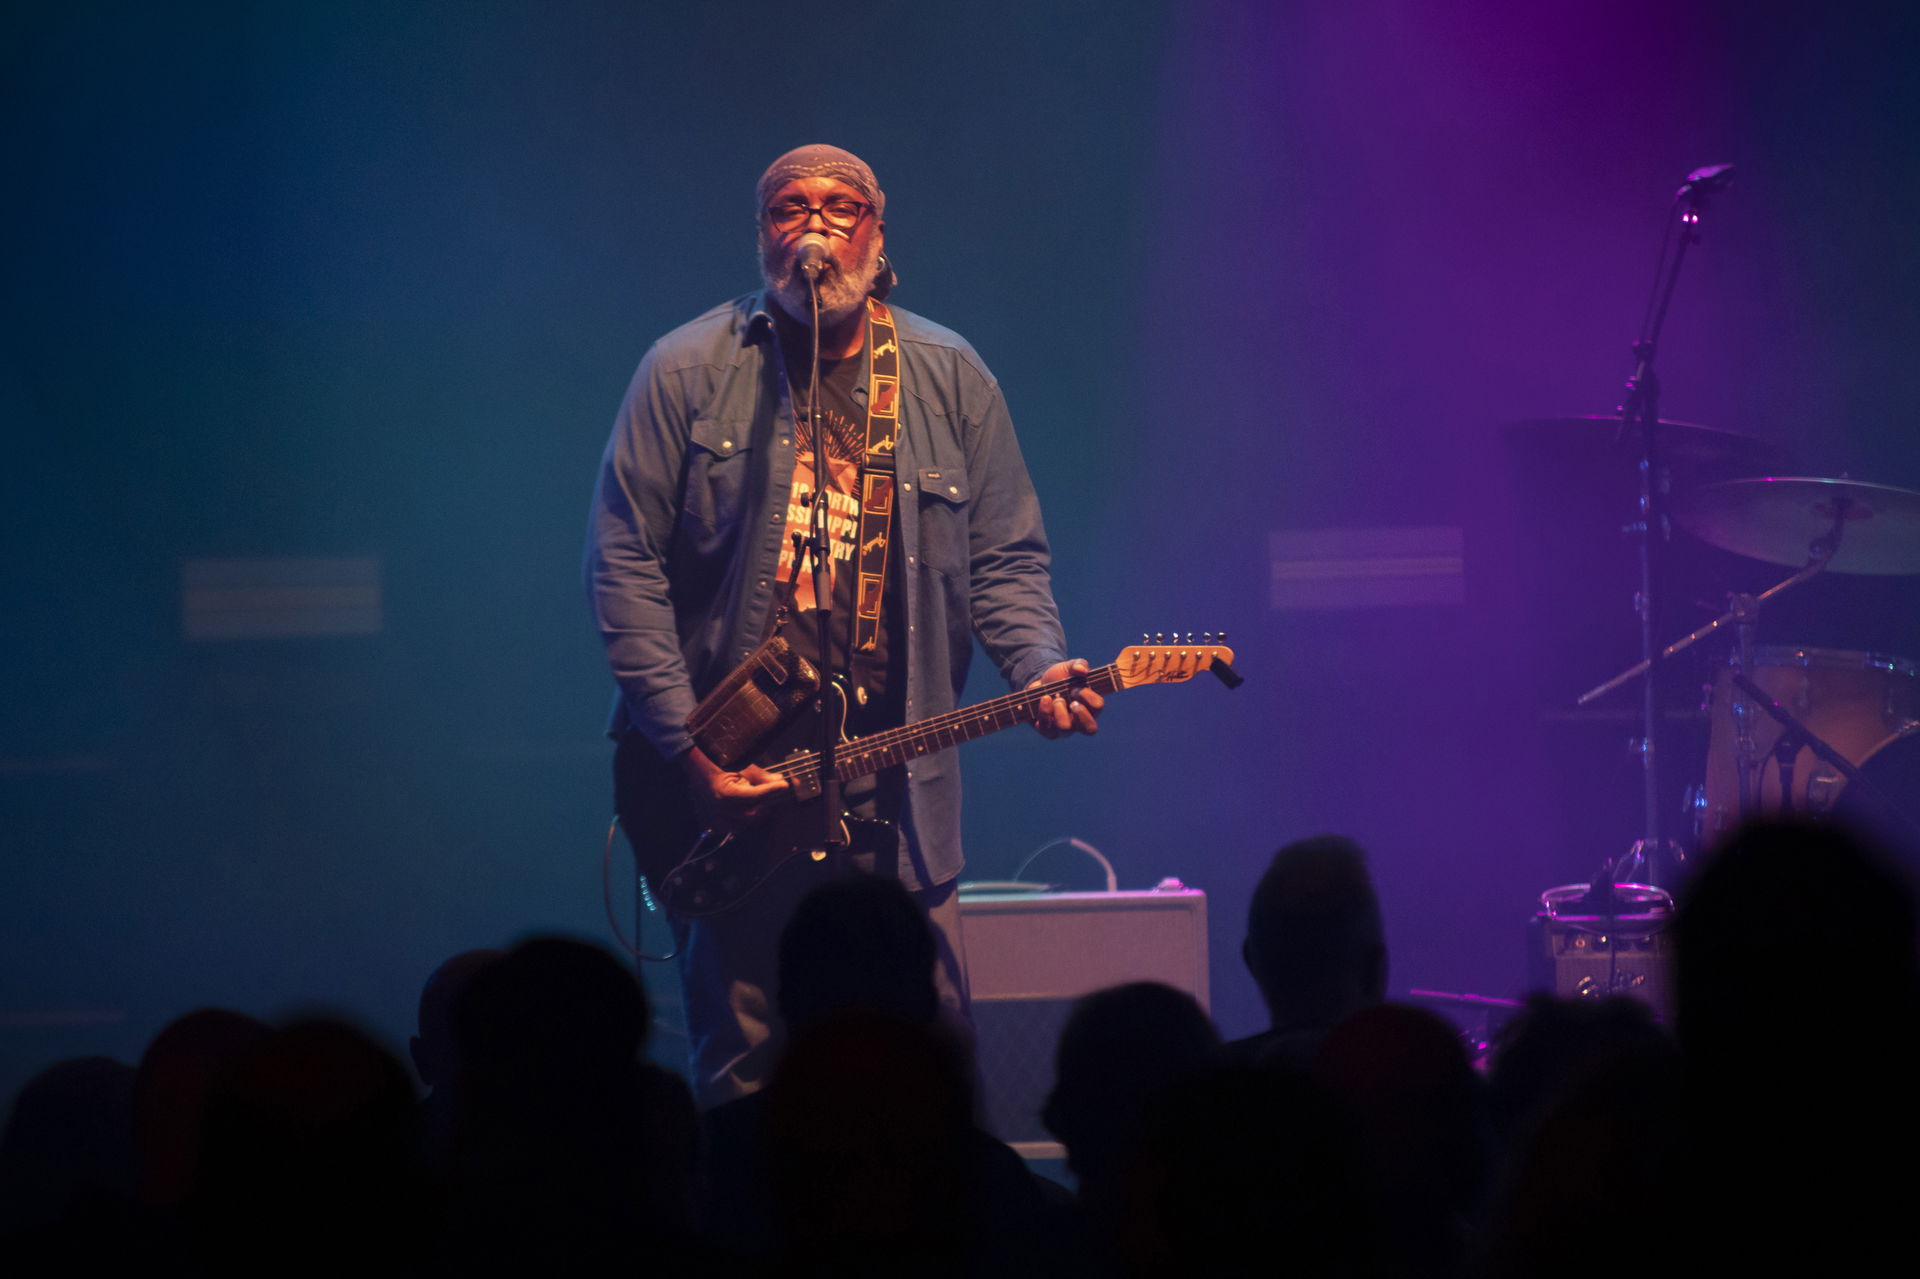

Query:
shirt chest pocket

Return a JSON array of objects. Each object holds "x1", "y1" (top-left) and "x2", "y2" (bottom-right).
[
  {"x1": 912, "y1": 466, "x2": 969, "y2": 578},
  {"x1": 681, "y1": 415, "x2": 754, "y2": 532}
]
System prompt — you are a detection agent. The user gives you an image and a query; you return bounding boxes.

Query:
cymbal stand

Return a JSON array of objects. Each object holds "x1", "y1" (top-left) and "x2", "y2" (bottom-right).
[
  {"x1": 1574, "y1": 557, "x2": 1831, "y2": 708},
  {"x1": 1730, "y1": 498, "x2": 1852, "y2": 826},
  {"x1": 1731, "y1": 590, "x2": 1760, "y2": 819},
  {"x1": 1576, "y1": 491, "x2": 1851, "y2": 833}
]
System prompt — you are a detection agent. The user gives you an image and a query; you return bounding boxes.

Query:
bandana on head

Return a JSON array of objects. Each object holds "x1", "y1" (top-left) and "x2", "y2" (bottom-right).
[{"x1": 755, "y1": 144, "x2": 886, "y2": 219}]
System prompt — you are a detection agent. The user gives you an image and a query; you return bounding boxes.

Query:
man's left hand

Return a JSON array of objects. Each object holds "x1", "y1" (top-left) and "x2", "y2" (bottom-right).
[{"x1": 1028, "y1": 658, "x2": 1104, "y2": 738}]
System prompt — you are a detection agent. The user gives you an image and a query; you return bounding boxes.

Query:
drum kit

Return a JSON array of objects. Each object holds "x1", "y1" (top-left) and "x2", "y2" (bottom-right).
[
  {"x1": 1675, "y1": 477, "x2": 1920, "y2": 849},
  {"x1": 1515, "y1": 166, "x2": 1920, "y2": 916},
  {"x1": 1536, "y1": 422, "x2": 1920, "y2": 877},
  {"x1": 1515, "y1": 419, "x2": 1920, "y2": 1021},
  {"x1": 1504, "y1": 167, "x2": 1918, "y2": 1024}
]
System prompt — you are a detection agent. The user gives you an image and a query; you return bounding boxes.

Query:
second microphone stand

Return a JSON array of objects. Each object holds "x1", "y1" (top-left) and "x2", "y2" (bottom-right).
[{"x1": 1589, "y1": 173, "x2": 1724, "y2": 896}]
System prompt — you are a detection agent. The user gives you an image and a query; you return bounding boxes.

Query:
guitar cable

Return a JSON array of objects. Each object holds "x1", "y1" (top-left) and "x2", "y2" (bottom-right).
[
  {"x1": 1012, "y1": 836, "x2": 1119, "y2": 893},
  {"x1": 603, "y1": 815, "x2": 678, "y2": 963}
]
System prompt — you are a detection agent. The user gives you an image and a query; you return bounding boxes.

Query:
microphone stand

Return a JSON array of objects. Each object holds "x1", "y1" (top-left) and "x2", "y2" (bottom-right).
[
  {"x1": 802, "y1": 268, "x2": 847, "y2": 861},
  {"x1": 1589, "y1": 170, "x2": 1727, "y2": 900}
]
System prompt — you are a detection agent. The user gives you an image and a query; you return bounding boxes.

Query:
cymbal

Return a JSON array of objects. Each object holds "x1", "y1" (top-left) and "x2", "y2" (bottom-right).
[
  {"x1": 1502, "y1": 415, "x2": 1796, "y2": 474},
  {"x1": 1672, "y1": 476, "x2": 1920, "y2": 575}
]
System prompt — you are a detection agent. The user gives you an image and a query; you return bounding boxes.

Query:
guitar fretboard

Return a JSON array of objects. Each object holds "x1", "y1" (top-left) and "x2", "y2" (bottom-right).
[{"x1": 769, "y1": 663, "x2": 1124, "y2": 789}]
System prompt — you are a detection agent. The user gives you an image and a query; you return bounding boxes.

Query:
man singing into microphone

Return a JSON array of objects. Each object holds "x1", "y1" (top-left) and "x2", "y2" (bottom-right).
[{"x1": 586, "y1": 144, "x2": 1100, "y2": 1104}]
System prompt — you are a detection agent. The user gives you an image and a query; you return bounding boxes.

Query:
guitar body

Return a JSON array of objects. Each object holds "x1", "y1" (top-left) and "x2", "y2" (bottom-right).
[
  {"x1": 615, "y1": 687, "x2": 860, "y2": 919},
  {"x1": 613, "y1": 641, "x2": 1237, "y2": 919}
]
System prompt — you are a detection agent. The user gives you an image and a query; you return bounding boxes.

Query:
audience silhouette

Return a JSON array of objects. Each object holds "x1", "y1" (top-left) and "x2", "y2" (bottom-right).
[
  {"x1": 189, "y1": 1017, "x2": 427, "y2": 1277},
  {"x1": 441, "y1": 935, "x2": 701, "y2": 1275},
  {"x1": 9, "y1": 817, "x2": 1917, "y2": 1277},
  {"x1": 1315, "y1": 1002, "x2": 1488, "y2": 1279},
  {"x1": 705, "y1": 870, "x2": 1050, "y2": 1274},
  {"x1": 408, "y1": 946, "x2": 501, "y2": 1169},
  {"x1": 1670, "y1": 817, "x2": 1920, "y2": 1273},
  {"x1": 1226, "y1": 834, "x2": 1388, "y2": 1072},
  {"x1": 0, "y1": 1054, "x2": 139, "y2": 1270}
]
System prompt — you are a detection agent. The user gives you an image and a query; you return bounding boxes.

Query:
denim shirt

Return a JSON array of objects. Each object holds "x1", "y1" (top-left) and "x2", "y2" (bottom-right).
[{"x1": 585, "y1": 291, "x2": 1068, "y2": 889}]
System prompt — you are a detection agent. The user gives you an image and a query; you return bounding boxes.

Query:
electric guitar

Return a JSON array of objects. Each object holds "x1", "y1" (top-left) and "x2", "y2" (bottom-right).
[{"x1": 618, "y1": 641, "x2": 1238, "y2": 918}]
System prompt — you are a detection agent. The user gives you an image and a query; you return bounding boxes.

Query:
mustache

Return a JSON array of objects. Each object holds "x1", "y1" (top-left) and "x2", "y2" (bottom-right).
[{"x1": 760, "y1": 232, "x2": 879, "y2": 323}]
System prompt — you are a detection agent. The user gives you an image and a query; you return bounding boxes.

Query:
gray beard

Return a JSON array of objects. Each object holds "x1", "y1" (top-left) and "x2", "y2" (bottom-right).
[{"x1": 760, "y1": 231, "x2": 882, "y2": 329}]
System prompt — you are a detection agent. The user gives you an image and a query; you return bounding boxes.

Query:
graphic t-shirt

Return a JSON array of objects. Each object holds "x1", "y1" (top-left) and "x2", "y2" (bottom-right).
[{"x1": 774, "y1": 337, "x2": 899, "y2": 740}]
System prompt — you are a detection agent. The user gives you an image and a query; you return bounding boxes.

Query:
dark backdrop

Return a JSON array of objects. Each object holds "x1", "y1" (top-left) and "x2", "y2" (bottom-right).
[{"x1": 5, "y1": 0, "x2": 1917, "y2": 1098}]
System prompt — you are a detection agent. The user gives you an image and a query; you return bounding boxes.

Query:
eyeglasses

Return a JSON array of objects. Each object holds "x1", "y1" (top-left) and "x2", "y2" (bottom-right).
[{"x1": 764, "y1": 198, "x2": 873, "y2": 233}]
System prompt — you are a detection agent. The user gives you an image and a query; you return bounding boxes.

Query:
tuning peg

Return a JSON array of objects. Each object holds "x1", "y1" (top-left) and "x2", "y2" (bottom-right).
[
  {"x1": 1141, "y1": 632, "x2": 1150, "y2": 643},
  {"x1": 1154, "y1": 633, "x2": 1164, "y2": 643},
  {"x1": 1203, "y1": 632, "x2": 1214, "y2": 644},
  {"x1": 1183, "y1": 632, "x2": 1193, "y2": 645}
]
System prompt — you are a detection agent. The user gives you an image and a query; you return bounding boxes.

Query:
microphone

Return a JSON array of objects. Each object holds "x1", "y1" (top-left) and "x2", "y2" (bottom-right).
[
  {"x1": 795, "y1": 233, "x2": 832, "y2": 279},
  {"x1": 1675, "y1": 163, "x2": 1735, "y2": 200}
]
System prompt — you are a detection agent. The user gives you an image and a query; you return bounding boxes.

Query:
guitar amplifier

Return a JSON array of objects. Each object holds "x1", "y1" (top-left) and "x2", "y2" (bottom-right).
[
  {"x1": 958, "y1": 887, "x2": 1209, "y2": 1157},
  {"x1": 1527, "y1": 910, "x2": 1675, "y2": 1022}
]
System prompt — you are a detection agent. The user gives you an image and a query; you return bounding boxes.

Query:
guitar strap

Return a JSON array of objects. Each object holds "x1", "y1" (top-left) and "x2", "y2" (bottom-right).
[
  {"x1": 853, "y1": 297, "x2": 901, "y2": 663},
  {"x1": 774, "y1": 298, "x2": 901, "y2": 693}
]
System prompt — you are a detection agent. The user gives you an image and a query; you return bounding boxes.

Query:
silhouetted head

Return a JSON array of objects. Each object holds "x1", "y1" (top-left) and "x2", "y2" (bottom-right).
[
  {"x1": 409, "y1": 947, "x2": 503, "y2": 1092},
  {"x1": 1666, "y1": 821, "x2": 1920, "y2": 1279},
  {"x1": 1244, "y1": 834, "x2": 1388, "y2": 1030},
  {"x1": 1042, "y1": 981, "x2": 1220, "y2": 1188},
  {"x1": 1, "y1": 1055, "x2": 138, "y2": 1228},
  {"x1": 1317, "y1": 1002, "x2": 1490, "y2": 1262},
  {"x1": 1478, "y1": 997, "x2": 1682, "y2": 1279},
  {"x1": 776, "y1": 872, "x2": 939, "y2": 1031},
  {"x1": 192, "y1": 1018, "x2": 425, "y2": 1268},
  {"x1": 453, "y1": 936, "x2": 649, "y2": 1086},
  {"x1": 764, "y1": 1007, "x2": 973, "y2": 1266},
  {"x1": 133, "y1": 1007, "x2": 270, "y2": 1206},
  {"x1": 1675, "y1": 818, "x2": 1919, "y2": 1067},
  {"x1": 1126, "y1": 1065, "x2": 1381, "y2": 1278},
  {"x1": 1485, "y1": 994, "x2": 1673, "y2": 1146}
]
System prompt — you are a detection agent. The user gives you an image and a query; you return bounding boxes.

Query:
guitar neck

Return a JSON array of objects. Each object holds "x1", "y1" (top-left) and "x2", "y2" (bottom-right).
[{"x1": 771, "y1": 663, "x2": 1124, "y2": 790}]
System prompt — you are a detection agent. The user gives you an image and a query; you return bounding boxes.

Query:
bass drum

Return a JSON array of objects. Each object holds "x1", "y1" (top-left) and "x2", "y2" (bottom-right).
[
  {"x1": 1700, "y1": 647, "x2": 1920, "y2": 846},
  {"x1": 1831, "y1": 728, "x2": 1920, "y2": 869}
]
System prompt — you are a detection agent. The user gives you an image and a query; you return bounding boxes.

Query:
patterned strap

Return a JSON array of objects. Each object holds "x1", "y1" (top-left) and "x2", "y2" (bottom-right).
[{"x1": 853, "y1": 298, "x2": 901, "y2": 656}]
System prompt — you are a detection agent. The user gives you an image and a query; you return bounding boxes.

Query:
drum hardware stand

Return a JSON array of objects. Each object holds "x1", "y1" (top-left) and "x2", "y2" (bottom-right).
[
  {"x1": 1579, "y1": 503, "x2": 1850, "y2": 839},
  {"x1": 1731, "y1": 590, "x2": 1760, "y2": 820},
  {"x1": 1574, "y1": 562, "x2": 1831, "y2": 706}
]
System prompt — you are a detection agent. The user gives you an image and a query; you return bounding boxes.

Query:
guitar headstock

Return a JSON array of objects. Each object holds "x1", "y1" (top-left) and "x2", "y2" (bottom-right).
[{"x1": 1111, "y1": 633, "x2": 1237, "y2": 688}]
